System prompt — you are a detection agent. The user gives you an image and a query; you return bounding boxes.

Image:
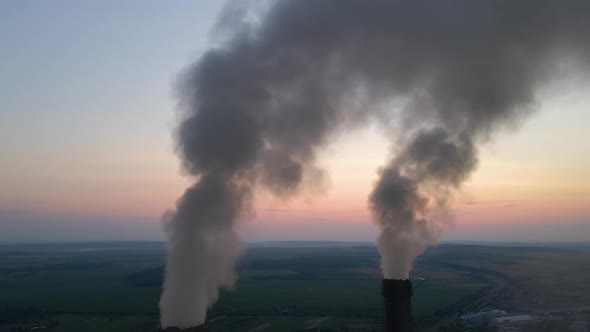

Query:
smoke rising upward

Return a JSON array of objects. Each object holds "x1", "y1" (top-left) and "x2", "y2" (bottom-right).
[{"x1": 160, "y1": 0, "x2": 590, "y2": 327}]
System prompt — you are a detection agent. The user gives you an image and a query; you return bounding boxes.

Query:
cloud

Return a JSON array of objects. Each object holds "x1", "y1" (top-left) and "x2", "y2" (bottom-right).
[
  {"x1": 264, "y1": 208, "x2": 325, "y2": 214},
  {"x1": 501, "y1": 203, "x2": 520, "y2": 208},
  {"x1": 451, "y1": 209, "x2": 473, "y2": 215},
  {"x1": 263, "y1": 208, "x2": 295, "y2": 213}
]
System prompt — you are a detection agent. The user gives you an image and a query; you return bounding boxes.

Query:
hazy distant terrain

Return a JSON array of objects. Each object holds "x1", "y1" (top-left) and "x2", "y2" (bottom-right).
[{"x1": 0, "y1": 242, "x2": 589, "y2": 331}]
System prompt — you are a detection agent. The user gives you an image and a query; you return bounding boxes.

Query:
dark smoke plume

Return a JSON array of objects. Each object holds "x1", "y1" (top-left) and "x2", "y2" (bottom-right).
[{"x1": 160, "y1": 0, "x2": 590, "y2": 327}]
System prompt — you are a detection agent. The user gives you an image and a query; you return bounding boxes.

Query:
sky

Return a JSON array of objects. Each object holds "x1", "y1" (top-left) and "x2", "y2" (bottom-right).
[{"x1": 1, "y1": 1, "x2": 589, "y2": 243}]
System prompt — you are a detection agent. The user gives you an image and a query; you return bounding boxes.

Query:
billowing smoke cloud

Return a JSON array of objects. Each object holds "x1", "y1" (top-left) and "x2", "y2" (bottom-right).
[{"x1": 160, "y1": 0, "x2": 590, "y2": 327}]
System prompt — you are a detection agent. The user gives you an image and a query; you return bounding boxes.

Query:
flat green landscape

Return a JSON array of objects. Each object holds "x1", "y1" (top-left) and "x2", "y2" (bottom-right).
[{"x1": 1, "y1": 242, "x2": 589, "y2": 331}]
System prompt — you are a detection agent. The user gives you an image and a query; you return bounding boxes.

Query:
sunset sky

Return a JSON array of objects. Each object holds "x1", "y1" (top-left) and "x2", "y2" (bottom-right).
[{"x1": 1, "y1": 0, "x2": 589, "y2": 243}]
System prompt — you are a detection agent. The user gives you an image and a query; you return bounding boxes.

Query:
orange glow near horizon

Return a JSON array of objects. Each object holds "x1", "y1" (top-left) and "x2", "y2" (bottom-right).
[{"x1": 2, "y1": 90, "x2": 588, "y2": 234}]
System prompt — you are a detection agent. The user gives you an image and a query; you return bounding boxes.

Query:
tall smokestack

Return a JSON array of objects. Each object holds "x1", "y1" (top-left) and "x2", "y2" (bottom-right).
[
  {"x1": 382, "y1": 279, "x2": 413, "y2": 332},
  {"x1": 159, "y1": 324, "x2": 208, "y2": 332},
  {"x1": 160, "y1": 0, "x2": 590, "y2": 328}
]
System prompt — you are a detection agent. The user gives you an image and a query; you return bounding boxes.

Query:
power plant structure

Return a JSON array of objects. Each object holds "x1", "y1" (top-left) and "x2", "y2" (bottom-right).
[
  {"x1": 382, "y1": 278, "x2": 414, "y2": 332},
  {"x1": 160, "y1": 280, "x2": 414, "y2": 332},
  {"x1": 159, "y1": 324, "x2": 208, "y2": 332}
]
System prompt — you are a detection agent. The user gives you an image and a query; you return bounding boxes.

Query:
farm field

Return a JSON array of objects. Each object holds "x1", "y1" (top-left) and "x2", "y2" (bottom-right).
[{"x1": 1, "y1": 242, "x2": 589, "y2": 331}]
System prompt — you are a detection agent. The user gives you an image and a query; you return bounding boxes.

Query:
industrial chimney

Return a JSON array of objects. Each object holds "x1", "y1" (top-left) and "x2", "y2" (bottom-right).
[
  {"x1": 159, "y1": 324, "x2": 208, "y2": 332},
  {"x1": 382, "y1": 279, "x2": 413, "y2": 332}
]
